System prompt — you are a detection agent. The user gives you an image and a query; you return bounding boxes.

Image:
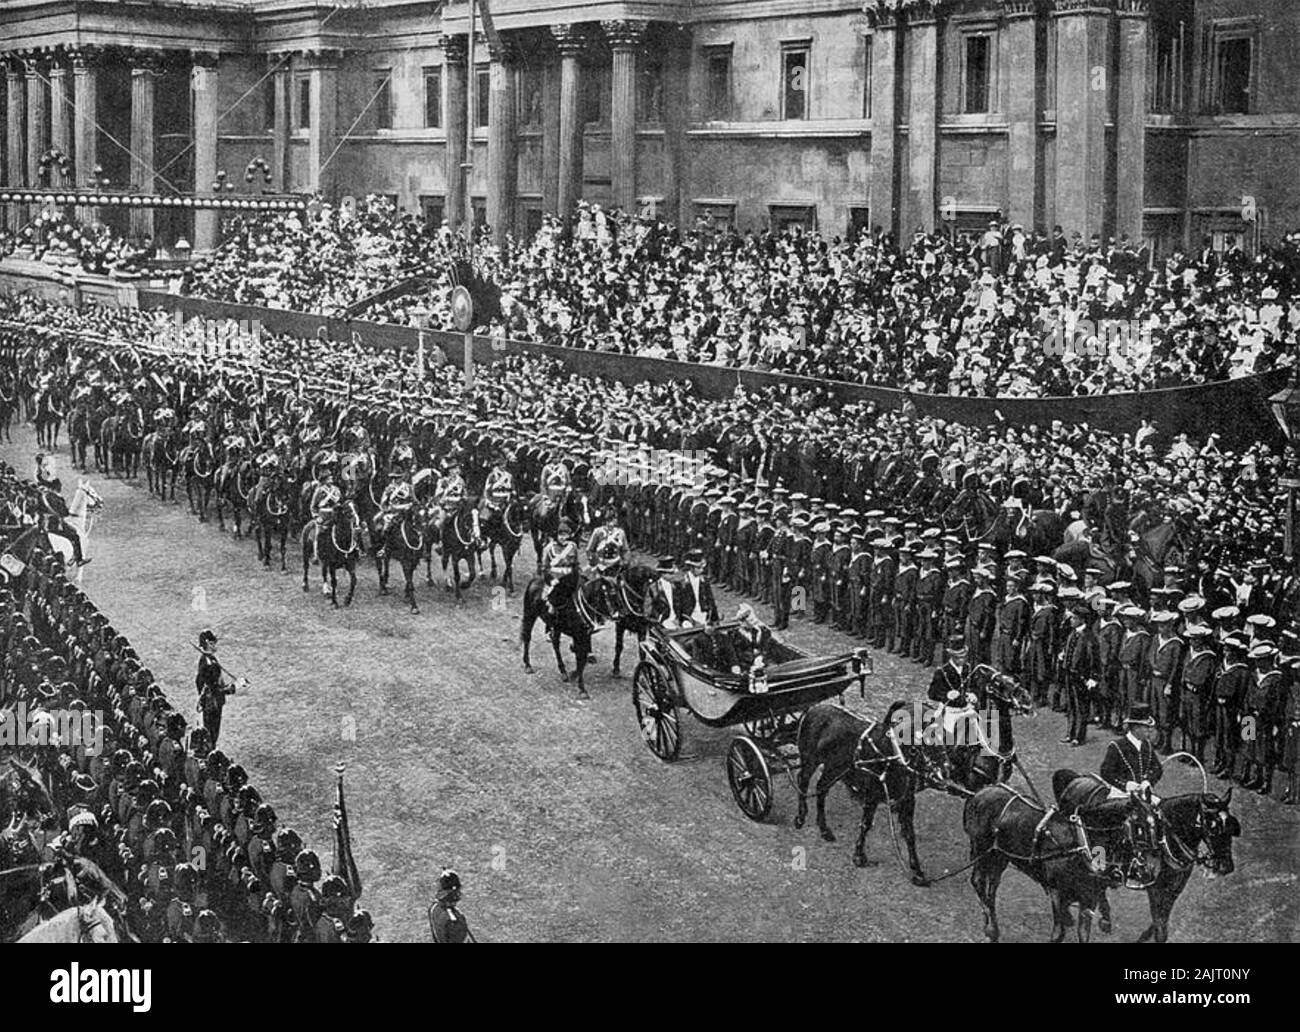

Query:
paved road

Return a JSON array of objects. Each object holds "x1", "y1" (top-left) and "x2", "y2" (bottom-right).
[{"x1": 6, "y1": 427, "x2": 1297, "y2": 942}]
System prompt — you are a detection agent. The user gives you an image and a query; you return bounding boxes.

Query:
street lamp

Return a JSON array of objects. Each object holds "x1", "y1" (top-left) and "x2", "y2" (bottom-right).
[{"x1": 1268, "y1": 366, "x2": 1300, "y2": 562}]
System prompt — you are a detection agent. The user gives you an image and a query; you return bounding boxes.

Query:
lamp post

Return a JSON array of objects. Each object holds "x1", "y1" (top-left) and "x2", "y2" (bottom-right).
[{"x1": 1268, "y1": 367, "x2": 1300, "y2": 563}]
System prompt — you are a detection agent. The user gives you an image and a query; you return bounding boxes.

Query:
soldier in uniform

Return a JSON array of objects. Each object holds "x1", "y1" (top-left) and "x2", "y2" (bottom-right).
[
  {"x1": 965, "y1": 565, "x2": 997, "y2": 666},
  {"x1": 1100, "y1": 703, "x2": 1163, "y2": 796},
  {"x1": 809, "y1": 521, "x2": 833, "y2": 625},
  {"x1": 940, "y1": 557, "x2": 971, "y2": 663},
  {"x1": 914, "y1": 548, "x2": 943, "y2": 666},
  {"x1": 828, "y1": 523, "x2": 852, "y2": 631},
  {"x1": 1096, "y1": 597, "x2": 1125, "y2": 731},
  {"x1": 894, "y1": 541, "x2": 920, "y2": 655},
  {"x1": 195, "y1": 629, "x2": 239, "y2": 748},
  {"x1": 1211, "y1": 635, "x2": 1250, "y2": 780},
  {"x1": 1178, "y1": 625, "x2": 1217, "y2": 761},
  {"x1": 586, "y1": 506, "x2": 629, "y2": 574},
  {"x1": 1117, "y1": 604, "x2": 1152, "y2": 730},
  {"x1": 428, "y1": 869, "x2": 475, "y2": 942},
  {"x1": 870, "y1": 537, "x2": 898, "y2": 650},
  {"x1": 770, "y1": 509, "x2": 793, "y2": 629},
  {"x1": 788, "y1": 512, "x2": 813, "y2": 622},
  {"x1": 750, "y1": 502, "x2": 774, "y2": 602},
  {"x1": 731, "y1": 500, "x2": 756, "y2": 595},
  {"x1": 480, "y1": 449, "x2": 515, "y2": 519},
  {"x1": 1148, "y1": 611, "x2": 1184, "y2": 752},
  {"x1": 1059, "y1": 604, "x2": 1100, "y2": 746},
  {"x1": 994, "y1": 571, "x2": 1029, "y2": 678},
  {"x1": 540, "y1": 517, "x2": 580, "y2": 617},
  {"x1": 1024, "y1": 579, "x2": 1058, "y2": 708},
  {"x1": 1242, "y1": 643, "x2": 1281, "y2": 794}
]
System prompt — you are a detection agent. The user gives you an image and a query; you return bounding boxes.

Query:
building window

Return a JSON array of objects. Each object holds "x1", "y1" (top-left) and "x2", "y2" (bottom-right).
[
  {"x1": 638, "y1": 56, "x2": 665, "y2": 123},
  {"x1": 297, "y1": 77, "x2": 311, "y2": 130},
  {"x1": 475, "y1": 68, "x2": 490, "y2": 128},
  {"x1": 704, "y1": 46, "x2": 731, "y2": 120},
  {"x1": 518, "y1": 66, "x2": 544, "y2": 127},
  {"x1": 693, "y1": 202, "x2": 735, "y2": 231},
  {"x1": 770, "y1": 205, "x2": 817, "y2": 233},
  {"x1": 781, "y1": 45, "x2": 809, "y2": 121},
  {"x1": 423, "y1": 67, "x2": 442, "y2": 128},
  {"x1": 963, "y1": 34, "x2": 991, "y2": 114},
  {"x1": 1213, "y1": 36, "x2": 1253, "y2": 114},
  {"x1": 848, "y1": 206, "x2": 871, "y2": 240},
  {"x1": 374, "y1": 75, "x2": 393, "y2": 129},
  {"x1": 471, "y1": 197, "x2": 487, "y2": 228},
  {"x1": 1150, "y1": 4, "x2": 1192, "y2": 114},
  {"x1": 264, "y1": 77, "x2": 277, "y2": 129},
  {"x1": 862, "y1": 36, "x2": 873, "y2": 119},
  {"x1": 421, "y1": 195, "x2": 445, "y2": 227}
]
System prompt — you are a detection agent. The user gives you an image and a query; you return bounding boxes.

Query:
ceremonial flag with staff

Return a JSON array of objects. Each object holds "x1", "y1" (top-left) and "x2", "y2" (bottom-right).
[{"x1": 332, "y1": 762, "x2": 363, "y2": 898}]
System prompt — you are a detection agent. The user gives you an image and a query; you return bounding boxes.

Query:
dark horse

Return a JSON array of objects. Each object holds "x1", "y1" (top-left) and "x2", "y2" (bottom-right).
[
  {"x1": 33, "y1": 388, "x2": 63, "y2": 450},
  {"x1": 249, "y1": 474, "x2": 292, "y2": 572},
  {"x1": 214, "y1": 456, "x2": 255, "y2": 538},
  {"x1": 1130, "y1": 517, "x2": 1197, "y2": 605},
  {"x1": 99, "y1": 407, "x2": 144, "y2": 479},
  {"x1": 1052, "y1": 537, "x2": 1129, "y2": 586},
  {"x1": 528, "y1": 489, "x2": 595, "y2": 568},
  {"x1": 520, "y1": 572, "x2": 621, "y2": 699},
  {"x1": 302, "y1": 500, "x2": 361, "y2": 606},
  {"x1": 610, "y1": 563, "x2": 657, "y2": 678},
  {"x1": 437, "y1": 504, "x2": 481, "y2": 603},
  {"x1": 935, "y1": 666, "x2": 1036, "y2": 794},
  {"x1": 180, "y1": 437, "x2": 216, "y2": 521},
  {"x1": 481, "y1": 498, "x2": 526, "y2": 594},
  {"x1": 962, "y1": 782, "x2": 1110, "y2": 942},
  {"x1": 376, "y1": 507, "x2": 427, "y2": 613},
  {"x1": 795, "y1": 700, "x2": 954, "y2": 885},
  {"x1": 980, "y1": 505, "x2": 1069, "y2": 558},
  {"x1": 142, "y1": 427, "x2": 180, "y2": 501}
]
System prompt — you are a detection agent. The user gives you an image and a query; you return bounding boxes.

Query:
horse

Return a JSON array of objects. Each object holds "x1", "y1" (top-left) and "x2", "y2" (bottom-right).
[
  {"x1": 67, "y1": 399, "x2": 92, "y2": 469},
  {"x1": 480, "y1": 497, "x2": 526, "y2": 594},
  {"x1": 1052, "y1": 537, "x2": 1129, "y2": 586},
  {"x1": 1, "y1": 854, "x2": 130, "y2": 942},
  {"x1": 610, "y1": 563, "x2": 657, "y2": 678},
  {"x1": 962, "y1": 782, "x2": 1110, "y2": 942},
  {"x1": 528, "y1": 489, "x2": 595, "y2": 568},
  {"x1": 33, "y1": 388, "x2": 63, "y2": 450},
  {"x1": 179, "y1": 437, "x2": 216, "y2": 520},
  {"x1": 214, "y1": 456, "x2": 255, "y2": 538},
  {"x1": 941, "y1": 488, "x2": 1000, "y2": 544},
  {"x1": 520, "y1": 572, "x2": 622, "y2": 699},
  {"x1": 99, "y1": 407, "x2": 144, "y2": 479},
  {"x1": 794, "y1": 700, "x2": 955, "y2": 885},
  {"x1": 438, "y1": 504, "x2": 481, "y2": 603},
  {"x1": 249, "y1": 474, "x2": 292, "y2": 572},
  {"x1": 302, "y1": 500, "x2": 361, "y2": 607},
  {"x1": 142, "y1": 427, "x2": 180, "y2": 501},
  {"x1": 1, "y1": 482, "x2": 101, "y2": 579},
  {"x1": 1131, "y1": 518, "x2": 1196, "y2": 605},
  {"x1": 981, "y1": 505, "x2": 1069, "y2": 557},
  {"x1": 16, "y1": 899, "x2": 124, "y2": 943},
  {"x1": 375, "y1": 506, "x2": 427, "y2": 613},
  {"x1": 933, "y1": 666, "x2": 1035, "y2": 794}
]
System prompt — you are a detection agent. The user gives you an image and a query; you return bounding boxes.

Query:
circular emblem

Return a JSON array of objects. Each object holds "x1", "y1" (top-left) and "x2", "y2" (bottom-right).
[{"x1": 451, "y1": 286, "x2": 474, "y2": 332}]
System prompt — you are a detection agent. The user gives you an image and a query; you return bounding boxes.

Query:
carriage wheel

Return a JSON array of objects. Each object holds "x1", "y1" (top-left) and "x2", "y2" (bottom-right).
[
  {"x1": 726, "y1": 735, "x2": 773, "y2": 822},
  {"x1": 632, "y1": 661, "x2": 680, "y2": 761},
  {"x1": 742, "y1": 709, "x2": 801, "y2": 744}
]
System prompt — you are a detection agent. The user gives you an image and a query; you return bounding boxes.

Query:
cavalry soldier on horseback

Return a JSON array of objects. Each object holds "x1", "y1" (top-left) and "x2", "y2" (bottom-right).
[
  {"x1": 388, "y1": 435, "x2": 416, "y2": 477},
  {"x1": 32, "y1": 454, "x2": 89, "y2": 567},
  {"x1": 375, "y1": 476, "x2": 414, "y2": 556},
  {"x1": 480, "y1": 449, "x2": 516, "y2": 518},
  {"x1": 540, "y1": 448, "x2": 571, "y2": 507},
  {"x1": 541, "y1": 516, "x2": 580, "y2": 618},
  {"x1": 307, "y1": 471, "x2": 343, "y2": 564},
  {"x1": 586, "y1": 506, "x2": 628, "y2": 574}
]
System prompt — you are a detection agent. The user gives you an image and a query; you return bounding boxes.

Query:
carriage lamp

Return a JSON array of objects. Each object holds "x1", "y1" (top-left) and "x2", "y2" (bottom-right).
[
  {"x1": 1269, "y1": 367, "x2": 1300, "y2": 562},
  {"x1": 748, "y1": 655, "x2": 768, "y2": 694}
]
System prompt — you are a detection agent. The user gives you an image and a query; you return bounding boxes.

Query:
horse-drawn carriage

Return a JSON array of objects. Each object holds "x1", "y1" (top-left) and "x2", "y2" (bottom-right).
[{"x1": 631, "y1": 621, "x2": 872, "y2": 821}]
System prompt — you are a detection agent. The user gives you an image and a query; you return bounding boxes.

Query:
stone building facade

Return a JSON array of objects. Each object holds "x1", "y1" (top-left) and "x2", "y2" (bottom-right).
[{"x1": 0, "y1": 0, "x2": 1294, "y2": 256}]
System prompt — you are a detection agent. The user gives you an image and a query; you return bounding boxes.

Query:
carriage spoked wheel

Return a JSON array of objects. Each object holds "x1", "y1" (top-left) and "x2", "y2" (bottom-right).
[
  {"x1": 726, "y1": 735, "x2": 773, "y2": 822},
  {"x1": 632, "y1": 661, "x2": 680, "y2": 761}
]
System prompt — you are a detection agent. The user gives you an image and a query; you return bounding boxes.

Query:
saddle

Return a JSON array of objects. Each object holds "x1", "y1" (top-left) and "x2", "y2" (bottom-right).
[{"x1": 1053, "y1": 770, "x2": 1130, "y2": 825}]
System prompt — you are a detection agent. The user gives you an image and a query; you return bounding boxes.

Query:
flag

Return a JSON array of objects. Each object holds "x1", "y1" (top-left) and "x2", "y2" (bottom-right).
[{"x1": 331, "y1": 765, "x2": 363, "y2": 898}]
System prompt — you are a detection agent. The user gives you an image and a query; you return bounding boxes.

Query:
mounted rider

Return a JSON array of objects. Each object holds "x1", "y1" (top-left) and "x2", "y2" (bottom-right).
[
  {"x1": 540, "y1": 447, "x2": 571, "y2": 508},
  {"x1": 586, "y1": 505, "x2": 628, "y2": 575},
  {"x1": 32, "y1": 453, "x2": 90, "y2": 567},
  {"x1": 479, "y1": 448, "x2": 515, "y2": 518},
  {"x1": 541, "y1": 516, "x2": 580, "y2": 617},
  {"x1": 375, "y1": 468, "x2": 415, "y2": 554}
]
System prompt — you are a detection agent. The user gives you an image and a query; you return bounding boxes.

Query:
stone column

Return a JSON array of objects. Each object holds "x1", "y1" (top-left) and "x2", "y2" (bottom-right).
[
  {"x1": 70, "y1": 47, "x2": 100, "y2": 205},
  {"x1": 604, "y1": 19, "x2": 646, "y2": 213},
  {"x1": 486, "y1": 38, "x2": 518, "y2": 243},
  {"x1": 441, "y1": 35, "x2": 468, "y2": 232},
  {"x1": 1114, "y1": 0, "x2": 1149, "y2": 243},
  {"x1": 1052, "y1": 0, "x2": 1111, "y2": 242},
  {"x1": 192, "y1": 52, "x2": 220, "y2": 251},
  {"x1": 904, "y1": 3, "x2": 940, "y2": 235},
  {"x1": 1003, "y1": 1, "x2": 1040, "y2": 231},
  {"x1": 26, "y1": 53, "x2": 49, "y2": 189},
  {"x1": 48, "y1": 57, "x2": 70, "y2": 184},
  {"x1": 5, "y1": 58, "x2": 25, "y2": 230},
  {"x1": 540, "y1": 56, "x2": 561, "y2": 215},
  {"x1": 869, "y1": 11, "x2": 901, "y2": 238},
  {"x1": 551, "y1": 24, "x2": 586, "y2": 222},
  {"x1": 660, "y1": 25, "x2": 691, "y2": 227},
  {"x1": 270, "y1": 53, "x2": 291, "y2": 192},
  {"x1": 304, "y1": 49, "x2": 340, "y2": 199},
  {"x1": 129, "y1": 51, "x2": 161, "y2": 239}
]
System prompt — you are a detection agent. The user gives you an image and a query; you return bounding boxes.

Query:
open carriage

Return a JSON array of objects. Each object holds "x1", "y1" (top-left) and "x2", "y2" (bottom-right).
[{"x1": 631, "y1": 621, "x2": 872, "y2": 821}]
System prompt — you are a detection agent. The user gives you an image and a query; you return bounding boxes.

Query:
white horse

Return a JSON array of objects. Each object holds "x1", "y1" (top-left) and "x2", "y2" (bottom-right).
[{"x1": 50, "y1": 479, "x2": 103, "y2": 583}]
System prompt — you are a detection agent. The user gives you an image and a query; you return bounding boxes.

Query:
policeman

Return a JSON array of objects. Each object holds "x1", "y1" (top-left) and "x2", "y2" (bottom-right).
[
  {"x1": 195, "y1": 629, "x2": 238, "y2": 747},
  {"x1": 428, "y1": 869, "x2": 476, "y2": 942}
]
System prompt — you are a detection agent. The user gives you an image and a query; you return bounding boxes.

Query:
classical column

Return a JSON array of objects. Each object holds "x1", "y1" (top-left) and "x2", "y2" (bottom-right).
[
  {"x1": 129, "y1": 51, "x2": 161, "y2": 239},
  {"x1": 551, "y1": 24, "x2": 586, "y2": 221},
  {"x1": 192, "y1": 52, "x2": 220, "y2": 251},
  {"x1": 441, "y1": 34, "x2": 468, "y2": 232},
  {"x1": 304, "y1": 49, "x2": 340, "y2": 199},
  {"x1": 48, "y1": 57, "x2": 70, "y2": 185},
  {"x1": 1002, "y1": 1, "x2": 1041, "y2": 231},
  {"x1": 603, "y1": 19, "x2": 647, "y2": 213},
  {"x1": 1114, "y1": 0, "x2": 1150, "y2": 243},
  {"x1": 270, "y1": 53, "x2": 291, "y2": 192},
  {"x1": 904, "y1": 3, "x2": 940, "y2": 234},
  {"x1": 486, "y1": 38, "x2": 518, "y2": 242},
  {"x1": 25, "y1": 53, "x2": 49, "y2": 189},
  {"x1": 1052, "y1": 0, "x2": 1112, "y2": 241},
  {"x1": 660, "y1": 25, "x2": 691, "y2": 228},
  {"x1": 540, "y1": 57, "x2": 561, "y2": 215},
  {"x1": 70, "y1": 47, "x2": 100, "y2": 207},
  {"x1": 5, "y1": 58, "x2": 25, "y2": 230},
  {"x1": 868, "y1": 10, "x2": 901, "y2": 237}
]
